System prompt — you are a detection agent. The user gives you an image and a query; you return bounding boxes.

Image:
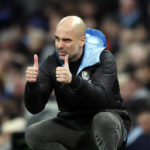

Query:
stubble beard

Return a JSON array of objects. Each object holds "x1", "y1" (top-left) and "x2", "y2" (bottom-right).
[{"x1": 58, "y1": 47, "x2": 83, "y2": 62}]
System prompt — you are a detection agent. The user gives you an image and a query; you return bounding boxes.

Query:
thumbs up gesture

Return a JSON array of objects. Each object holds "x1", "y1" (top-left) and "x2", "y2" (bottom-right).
[
  {"x1": 26, "y1": 54, "x2": 39, "y2": 83},
  {"x1": 56, "y1": 55, "x2": 72, "y2": 84}
]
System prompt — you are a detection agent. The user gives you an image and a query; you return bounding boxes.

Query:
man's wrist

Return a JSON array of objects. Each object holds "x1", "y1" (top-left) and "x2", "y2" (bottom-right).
[
  {"x1": 69, "y1": 75, "x2": 80, "y2": 91},
  {"x1": 26, "y1": 81, "x2": 38, "y2": 90}
]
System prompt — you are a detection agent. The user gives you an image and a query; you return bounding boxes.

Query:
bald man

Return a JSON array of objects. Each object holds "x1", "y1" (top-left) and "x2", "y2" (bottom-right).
[{"x1": 24, "y1": 16, "x2": 130, "y2": 150}]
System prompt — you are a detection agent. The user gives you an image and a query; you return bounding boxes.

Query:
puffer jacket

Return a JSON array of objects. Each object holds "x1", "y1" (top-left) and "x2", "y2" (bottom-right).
[{"x1": 24, "y1": 28, "x2": 130, "y2": 131}]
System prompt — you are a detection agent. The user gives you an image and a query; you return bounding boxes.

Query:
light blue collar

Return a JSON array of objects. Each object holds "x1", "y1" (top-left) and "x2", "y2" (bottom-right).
[{"x1": 76, "y1": 28, "x2": 106, "y2": 75}]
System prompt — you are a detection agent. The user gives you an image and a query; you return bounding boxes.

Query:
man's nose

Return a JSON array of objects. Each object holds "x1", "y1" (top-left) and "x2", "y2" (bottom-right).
[{"x1": 57, "y1": 40, "x2": 64, "y2": 49}]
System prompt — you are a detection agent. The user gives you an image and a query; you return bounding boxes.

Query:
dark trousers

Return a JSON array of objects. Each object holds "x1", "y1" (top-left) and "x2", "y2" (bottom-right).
[{"x1": 25, "y1": 112, "x2": 126, "y2": 150}]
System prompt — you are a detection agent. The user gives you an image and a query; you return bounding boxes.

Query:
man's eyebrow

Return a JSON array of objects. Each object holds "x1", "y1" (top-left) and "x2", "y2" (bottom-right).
[
  {"x1": 54, "y1": 35, "x2": 59, "y2": 39},
  {"x1": 54, "y1": 36, "x2": 72, "y2": 41},
  {"x1": 62, "y1": 38, "x2": 72, "y2": 41}
]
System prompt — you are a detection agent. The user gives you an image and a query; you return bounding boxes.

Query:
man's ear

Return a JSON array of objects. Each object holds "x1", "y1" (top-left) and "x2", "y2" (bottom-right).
[{"x1": 80, "y1": 36, "x2": 85, "y2": 47}]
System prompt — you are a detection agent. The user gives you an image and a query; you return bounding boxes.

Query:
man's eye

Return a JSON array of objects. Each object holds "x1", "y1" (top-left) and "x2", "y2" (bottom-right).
[
  {"x1": 55, "y1": 38, "x2": 60, "y2": 42},
  {"x1": 64, "y1": 39, "x2": 71, "y2": 42}
]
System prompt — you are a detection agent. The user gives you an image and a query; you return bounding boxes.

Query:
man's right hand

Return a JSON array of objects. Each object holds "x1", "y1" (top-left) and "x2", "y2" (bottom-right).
[{"x1": 26, "y1": 54, "x2": 39, "y2": 83}]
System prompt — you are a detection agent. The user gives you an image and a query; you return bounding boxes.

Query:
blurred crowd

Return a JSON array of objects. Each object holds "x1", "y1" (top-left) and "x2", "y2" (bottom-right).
[{"x1": 0, "y1": 0, "x2": 150, "y2": 149}]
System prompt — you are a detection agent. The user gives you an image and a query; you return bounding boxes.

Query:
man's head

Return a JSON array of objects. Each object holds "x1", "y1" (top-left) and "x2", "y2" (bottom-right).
[{"x1": 55, "y1": 16, "x2": 86, "y2": 62}]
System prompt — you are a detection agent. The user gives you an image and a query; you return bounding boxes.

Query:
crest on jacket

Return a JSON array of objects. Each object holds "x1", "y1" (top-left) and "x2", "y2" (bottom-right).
[{"x1": 81, "y1": 71, "x2": 90, "y2": 80}]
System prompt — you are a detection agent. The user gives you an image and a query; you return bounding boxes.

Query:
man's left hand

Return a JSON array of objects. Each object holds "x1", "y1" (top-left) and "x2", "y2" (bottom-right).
[{"x1": 56, "y1": 55, "x2": 72, "y2": 84}]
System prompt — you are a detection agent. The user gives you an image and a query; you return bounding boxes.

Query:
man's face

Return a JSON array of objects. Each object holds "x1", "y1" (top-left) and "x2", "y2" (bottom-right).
[{"x1": 55, "y1": 25, "x2": 85, "y2": 62}]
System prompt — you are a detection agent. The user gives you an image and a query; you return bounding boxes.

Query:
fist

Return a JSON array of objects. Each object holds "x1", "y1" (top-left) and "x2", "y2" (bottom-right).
[
  {"x1": 26, "y1": 54, "x2": 39, "y2": 83},
  {"x1": 56, "y1": 55, "x2": 72, "y2": 84}
]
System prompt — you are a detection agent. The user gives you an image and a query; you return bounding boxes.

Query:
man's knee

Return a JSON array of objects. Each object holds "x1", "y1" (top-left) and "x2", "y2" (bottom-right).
[
  {"x1": 25, "y1": 123, "x2": 41, "y2": 149},
  {"x1": 91, "y1": 112, "x2": 125, "y2": 150},
  {"x1": 92, "y1": 112, "x2": 121, "y2": 129}
]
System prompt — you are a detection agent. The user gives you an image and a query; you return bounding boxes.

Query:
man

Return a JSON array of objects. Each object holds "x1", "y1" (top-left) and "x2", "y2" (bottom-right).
[{"x1": 24, "y1": 16, "x2": 130, "y2": 150}]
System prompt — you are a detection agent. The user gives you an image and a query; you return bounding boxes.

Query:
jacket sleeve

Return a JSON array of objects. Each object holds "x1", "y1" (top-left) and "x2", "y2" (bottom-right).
[
  {"x1": 69, "y1": 50, "x2": 118, "y2": 107},
  {"x1": 24, "y1": 57, "x2": 53, "y2": 114}
]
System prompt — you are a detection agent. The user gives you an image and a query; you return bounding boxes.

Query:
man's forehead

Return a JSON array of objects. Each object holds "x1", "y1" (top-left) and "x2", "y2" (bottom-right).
[
  {"x1": 55, "y1": 16, "x2": 86, "y2": 38},
  {"x1": 56, "y1": 23, "x2": 74, "y2": 32},
  {"x1": 55, "y1": 24, "x2": 76, "y2": 37}
]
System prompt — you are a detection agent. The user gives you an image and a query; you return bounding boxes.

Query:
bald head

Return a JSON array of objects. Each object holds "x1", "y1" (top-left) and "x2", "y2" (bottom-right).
[
  {"x1": 56, "y1": 16, "x2": 86, "y2": 37},
  {"x1": 54, "y1": 16, "x2": 86, "y2": 62}
]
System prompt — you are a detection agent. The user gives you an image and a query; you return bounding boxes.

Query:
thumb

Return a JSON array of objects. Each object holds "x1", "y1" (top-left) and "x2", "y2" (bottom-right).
[
  {"x1": 64, "y1": 55, "x2": 69, "y2": 68},
  {"x1": 33, "y1": 54, "x2": 39, "y2": 67}
]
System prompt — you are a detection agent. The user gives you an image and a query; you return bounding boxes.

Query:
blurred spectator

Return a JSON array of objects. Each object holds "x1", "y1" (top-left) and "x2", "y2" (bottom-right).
[
  {"x1": 78, "y1": 0, "x2": 99, "y2": 18},
  {"x1": 60, "y1": 0, "x2": 78, "y2": 16},
  {"x1": 84, "y1": 17, "x2": 97, "y2": 29},
  {"x1": 99, "y1": 15, "x2": 121, "y2": 54},
  {"x1": 133, "y1": 24, "x2": 149, "y2": 43},
  {"x1": 24, "y1": 27, "x2": 46, "y2": 63},
  {"x1": 116, "y1": 43, "x2": 149, "y2": 72},
  {"x1": 119, "y1": 28, "x2": 135, "y2": 48},
  {"x1": 78, "y1": 0, "x2": 99, "y2": 28},
  {"x1": 117, "y1": 0, "x2": 142, "y2": 28},
  {"x1": 126, "y1": 100, "x2": 150, "y2": 150}
]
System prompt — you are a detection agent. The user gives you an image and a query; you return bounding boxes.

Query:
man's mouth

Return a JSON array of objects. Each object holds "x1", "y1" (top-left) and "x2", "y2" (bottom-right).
[{"x1": 58, "y1": 51, "x2": 66, "y2": 56}]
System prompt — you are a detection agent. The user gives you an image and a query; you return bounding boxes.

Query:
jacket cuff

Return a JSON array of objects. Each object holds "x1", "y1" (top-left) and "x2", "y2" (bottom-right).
[
  {"x1": 69, "y1": 75, "x2": 80, "y2": 91},
  {"x1": 25, "y1": 82, "x2": 39, "y2": 92}
]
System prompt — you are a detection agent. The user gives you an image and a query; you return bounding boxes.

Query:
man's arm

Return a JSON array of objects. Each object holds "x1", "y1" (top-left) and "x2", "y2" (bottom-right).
[{"x1": 24, "y1": 55, "x2": 53, "y2": 114}]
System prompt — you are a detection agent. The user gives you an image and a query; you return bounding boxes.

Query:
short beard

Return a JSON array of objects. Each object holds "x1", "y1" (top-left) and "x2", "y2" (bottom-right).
[{"x1": 68, "y1": 52, "x2": 79, "y2": 62}]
